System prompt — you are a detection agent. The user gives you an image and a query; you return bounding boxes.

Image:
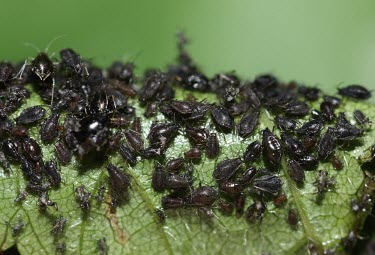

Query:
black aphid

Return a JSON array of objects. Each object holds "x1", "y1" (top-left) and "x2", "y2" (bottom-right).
[
  {"x1": 206, "y1": 133, "x2": 220, "y2": 159},
  {"x1": 333, "y1": 122, "x2": 363, "y2": 141},
  {"x1": 166, "y1": 174, "x2": 192, "y2": 189},
  {"x1": 262, "y1": 128, "x2": 282, "y2": 168},
  {"x1": 106, "y1": 163, "x2": 131, "y2": 206},
  {"x1": 161, "y1": 196, "x2": 184, "y2": 209},
  {"x1": 152, "y1": 163, "x2": 167, "y2": 192},
  {"x1": 170, "y1": 100, "x2": 194, "y2": 115},
  {"x1": 96, "y1": 185, "x2": 106, "y2": 204},
  {"x1": 297, "y1": 119, "x2": 323, "y2": 137},
  {"x1": 40, "y1": 112, "x2": 60, "y2": 143},
  {"x1": 44, "y1": 160, "x2": 61, "y2": 187},
  {"x1": 281, "y1": 133, "x2": 305, "y2": 159},
  {"x1": 237, "y1": 110, "x2": 259, "y2": 138},
  {"x1": 275, "y1": 116, "x2": 297, "y2": 132},
  {"x1": 184, "y1": 147, "x2": 202, "y2": 160},
  {"x1": 320, "y1": 101, "x2": 336, "y2": 122},
  {"x1": 245, "y1": 201, "x2": 266, "y2": 223},
  {"x1": 165, "y1": 158, "x2": 185, "y2": 173},
  {"x1": 338, "y1": 85, "x2": 371, "y2": 100},
  {"x1": 186, "y1": 186, "x2": 218, "y2": 207},
  {"x1": 124, "y1": 129, "x2": 144, "y2": 153},
  {"x1": 298, "y1": 86, "x2": 320, "y2": 101},
  {"x1": 218, "y1": 201, "x2": 234, "y2": 215},
  {"x1": 243, "y1": 141, "x2": 262, "y2": 164},
  {"x1": 2, "y1": 139, "x2": 21, "y2": 162},
  {"x1": 297, "y1": 155, "x2": 319, "y2": 170},
  {"x1": 14, "y1": 190, "x2": 28, "y2": 204},
  {"x1": 285, "y1": 101, "x2": 310, "y2": 116},
  {"x1": 54, "y1": 141, "x2": 71, "y2": 165},
  {"x1": 31, "y1": 53, "x2": 54, "y2": 82},
  {"x1": 211, "y1": 105, "x2": 234, "y2": 131},
  {"x1": 139, "y1": 72, "x2": 166, "y2": 104},
  {"x1": 218, "y1": 181, "x2": 242, "y2": 195},
  {"x1": 288, "y1": 159, "x2": 305, "y2": 183},
  {"x1": 353, "y1": 110, "x2": 370, "y2": 126},
  {"x1": 314, "y1": 170, "x2": 336, "y2": 194},
  {"x1": 75, "y1": 185, "x2": 91, "y2": 211},
  {"x1": 11, "y1": 220, "x2": 25, "y2": 237},
  {"x1": 97, "y1": 237, "x2": 109, "y2": 255},
  {"x1": 212, "y1": 157, "x2": 242, "y2": 181},
  {"x1": 38, "y1": 192, "x2": 58, "y2": 210},
  {"x1": 288, "y1": 208, "x2": 299, "y2": 227},
  {"x1": 253, "y1": 173, "x2": 282, "y2": 195},
  {"x1": 155, "y1": 208, "x2": 166, "y2": 223},
  {"x1": 331, "y1": 156, "x2": 343, "y2": 170},
  {"x1": 60, "y1": 48, "x2": 88, "y2": 76},
  {"x1": 323, "y1": 95, "x2": 341, "y2": 108},
  {"x1": 16, "y1": 106, "x2": 46, "y2": 125},
  {"x1": 21, "y1": 137, "x2": 43, "y2": 162},
  {"x1": 51, "y1": 215, "x2": 67, "y2": 236},
  {"x1": 119, "y1": 144, "x2": 137, "y2": 166},
  {"x1": 185, "y1": 127, "x2": 208, "y2": 147},
  {"x1": 0, "y1": 62, "x2": 14, "y2": 84}
]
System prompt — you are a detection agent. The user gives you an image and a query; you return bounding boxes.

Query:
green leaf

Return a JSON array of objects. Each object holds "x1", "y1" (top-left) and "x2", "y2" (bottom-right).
[{"x1": 0, "y1": 85, "x2": 374, "y2": 255}]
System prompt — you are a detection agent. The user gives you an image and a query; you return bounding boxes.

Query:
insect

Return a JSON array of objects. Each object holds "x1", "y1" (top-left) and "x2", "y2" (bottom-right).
[
  {"x1": 147, "y1": 122, "x2": 179, "y2": 155},
  {"x1": 144, "y1": 102, "x2": 158, "y2": 118},
  {"x1": 185, "y1": 127, "x2": 208, "y2": 147},
  {"x1": 245, "y1": 200, "x2": 266, "y2": 223},
  {"x1": 331, "y1": 156, "x2": 343, "y2": 170},
  {"x1": 262, "y1": 128, "x2": 282, "y2": 168},
  {"x1": 323, "y1": 95, "x2": 341, "y2": 107},
  {"x1": 285, "y1": 101, "x2": 310, "y2": 116},
  {"x1": 152, "y1": 163, "x2": 167, "y2": 192},
  {"x1": 0, "y1": 62, "x2": 14, "y2": 85},
  {"x1": 273, "y1": 193, "x2": 288, "y2": 207},
  {"x1": 211, "y1": 105, "x2": 234, "y2": 131},
  {"x1": 353, "y1": 109, "x2": 370, "y2": 126},
  {"x1": 228, "y1": 101, "x2": 251, "y2": 116},
  {"x1": 206, "y1": 133, "x2": 220, "y2": 159},
  {"x1": 51, "y1": 215, "x2": 67, "y2": 236},
  {"x1": 338, "y1": 85, "x2": 371, "y2": 100},
  {"x1": 11, "y1": 220, "x2": 25, "y2": 237},
  {"x1": 288, "y1": 159, "x2": 305, "y2": 183},
  {"x1": 243, "y1": 141, "x2": 262, "y2": 164},
  {"x1": 54, "y1": 141, "x2": 71, "y2": 165},
  {"x1": 2, "y1": 139, "x2": 21, "y2": 162},
  {"x1": 40, "y1": 112, "x2": 60, "y2": 143},
  {"x1": 314, "y1": 170, "x2": 336, "y2": 194},
  {"x1": 288, "y1": 208, "x2": 299, "y2": 227},
  {"x1": 235, "y1": 193, "x2": 246, "y2": 218},
  {"x1": 237, "y1": 110, "x2": 260, "y2": 138},
  {"x1": 44, "y1": 160, "x2": 61, "y2": 187},
  {"x1": 218, "y1": 181, "x2": 242, "y2": 195},
  {"x1": 21, "y1": 137, "x2": 43, "y2": 162},
  {"x1": 218, "y1": 200, "x2": 234, "y2": 215},
  {"x1": 253, "y1": 173, "x2": 282, "y2": 195},
  {"x1": 55, "y1": 243, "x2": 67, "y2": 254},
  {"x1": 320, "y1": 101, "x2": 336, "y2": 122},
  {"x1": 155, "y1": 208, "x2": 166, "y2": 223},
  {"x1": 297, "y1": 155, "x2": 319, "y2": 170},
  {"x1": 14, "y1": 190, "x2": 28, "y2": 204},
  {"x1": 75, "y1": 185, "x2": 91, "y2": 211},
  {"x1": 119, "y1": 144, "x2": 137, "y2": 166},
  {"x1": 138, "y1": 72, "x2": 167, "y2": 105},
  {"x1": 274, "y1": 116, "x2": 297, "y2": 132},
  {"x1": 184, "y1": 147, "x2": 202, "y2": 160},
  {"x1": 161, "y1": 196, "x2": 184, "y2": 209},
  {"x1": 281, "y1": 133, "x2": 305, "y2": 159},
  {"x1": 96, "y1": 184, "x2": 106, "y2": 203},
  {"x1": 166, "y1": 174, "x2": 192, "y2": 190},
  {"x1": 213, "y1": 157, "x2": 242, "y2": 181},
  {"x1": 298, "y1": 86, "x2": 320, "y2": 101},
  {"x1": 16, "y1": 106, "x2": 46, "y2": 125},
  {"x1": 333, "y1": 122, "x2": 363, "y2": 141},
  {"x1": 165, "y1": 158, "x2": 185, "y2": 173},
  {"x1": 297, "y1": 119, "x2": 323, "y2": 137},
  {"x1": 97, "y1": 237, "x2": 109, "y2": 255},
  {"x1": 38, "y1": 192, "x2": 58, "y2": 210},
  {"x1": 239, "y1": 166, "x2": 257, "y2": 186},
  {"x1": 186, "y1": 186, "x2": 218, "y2": 207},
  {"x1": 106, "y1": 163, "x2": 131, "y2": 207},
  {"x1": 60, "y1": 48, "x2": 88, "y2": 76}
]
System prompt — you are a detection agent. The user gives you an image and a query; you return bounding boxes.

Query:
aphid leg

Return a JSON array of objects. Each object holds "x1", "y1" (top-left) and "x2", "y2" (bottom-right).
[
  {"x1": 12, "y1": 60, "x2": 28, "y2": 80},
  {"x1": 51, "y1": 77, "x2": 56, "y2": 107}
]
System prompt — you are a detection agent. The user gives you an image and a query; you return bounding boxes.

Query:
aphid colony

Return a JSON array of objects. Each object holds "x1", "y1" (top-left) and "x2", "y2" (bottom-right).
[{"x1": 0, "y1": 35, "x2": 372, "y2": 238}]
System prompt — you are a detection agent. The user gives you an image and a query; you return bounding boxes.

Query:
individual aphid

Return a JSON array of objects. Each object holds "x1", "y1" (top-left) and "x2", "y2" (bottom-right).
[
  {"x1": 124, "y1": 129, "x2": 144, "y2": 153},
  {"x1": 285, "y1": 101, "x2": 310, "y2": 116},
  {"x1": 40, "y1": 112, "x2": 60, "y2": 143},
  {"x1": 97, "y1": 237, "x2": 108, "y2": 255},
  {"x1": 0, "y1": 62, "x2": 14, "y2": 84},
  {"x1": 14, "y1": 190, "x2": 28, "y2": 204},
  {"x1": 166, "y1": 174, "x2": 192, "y2": 190},
  {"x1": 26, "y1": 181, "x2": 51, "y2": 194},
  {"x1": 130, "y1": 117, "x2": 142, "y2": 134},
  {"x1": 288, "y1": 159, "x2": 305, "y2": 183},
  {"x1": 323, "y1": 95, "x2": 341, "y2": 108},
  {"x1": 139, "y1": 72, "x2": 166, "y2": 104},
  {"x1": 0, "y1": 118, "x2": 14, "y2": 138},
  {"x1": 333, "y1": 122, "x2": 363, "y2": 141},
  {"x1": 16, "y1": 106, "x2": 46, "y2": 125},
  {"x1": 211, "y1": 105, "x2": 234, "y2": 131},
  {"x1": 151, "y1": 163, "x2": 167, "y2": 192},
  {"x1": 239, "y1": 86, "x2": 261, "y2": 108},
  {"x1": 311, "y1": 109, "x2": 322, "y2": 120},
  {"x1": 228, "y1": 101, "x2": 251, "y2": 116},
  {"x1": 262, "y1": 128, "x2": 282, "y2": 168},
  {"x1": 317, "y1": 127, "x2": 336, "y2": 161},
  {"x1": 320, "y1": 101, "x2": 336, "y2": 122},
  {"x1": 75, "y1": 185, "x2": 91, "y2": 211},
  {"x1": 21, "y1": 137, "x2": 43, "y2": 162},
  {"x1": 144, "y1": 102, "x2": 158, "y2": 118},
  {"x1": 353, "y1": 109, "x2": 370, "y2": 126},
  {"x1": 239, "y1": 166, "x2": 257, "y2": 186},
  {"x1": 2, "y1": 139, "x2": 21, "y2": 162},
  {"x1": 185, "y1": 73, "x2": 210, "y2": 91},
  {"x1": 331, "y1": 156, "x2": 343, "y2": 170},
  {"x1": 51, "y1": 215, "x2": 67, "y2": 236},
  {"x1": 157, "y1": 85, "x2": 175, "y2": 102},
  {"x1": 96, "y1": 184, "x2": 106, "y2": 203},
  {"x1": 237, "y1": 110, "x2": 260, "y2": 138},
  {"x1": 206, "y1": 133, "x2": 220, "y2": 159},
  {"x1": 165, "y1": 157, "x2": 185, "y2": 173},
  {"x1": 119, "y1": 144, "x2": 137, "y2": 166},
  {"x1": 218, "y1": 181, "x2": 242, "y2": 195},
  {"x1": 351, "y1": 193, "x2": 372, "y2": 213},
  {"x1": 184, "y1": 147, "x2": 202, "y2": 160},
  {"x1": 11, "y1": 125, "x2": 29, "y2": 138},
  {"x1": 297, "y1": 119, "x2": 323, "y2": 137},
  {"x1": 274, "y1": 116, "x2": 297, "y2": 132},
  {"x1": 186, "y1": 186, "x2": 218, "y2": 207},
  {"x1": 337, "y1": 112, "x2": 350, "y2": 125},
  {"x1": 161, "y1": 196, "x2": 184, "y2": 209},
  {"x1": 297, "y1": 155, "x2": 319, "y2": 170},
  {"x1": 185, "y1": 127, "x2": 208, "y2": 147},
  {"x1": 253, "y1": 174, "x2": 282, "y2": 195},
  {"x1": 108, "y1": 61, "x2": 134, "y2": 84},
  {"x1": 338, "y1": 85, "x2": 371, "y2": 100},
  {"x1": 11, "y1": 220, "x2": 25, "y2": 237},
  {"x1": 60, "y1": 48, "x2": 88, "y2": 76},
  {"x1": 218, "y1": 200, "x2": 234, "y2": 215},
  {"x1": 155, "y1": 208, "x2": 166, "y2": 223},
  {"x1": 170, "y1": 100, "x2": 194, "y2": 115},
  {"x1": 108, "y1": 131, "x2": 123, "y2": 151},
  {"x1": 303, "y1": 136, "x2": 317, "y2": 151},
  {"x1": 273, "y1": 193, "x2": 287, "y2": 207},
  {"x1": 288, "y1": 208, "x2": 299, "y2": 227},
  {"x1": 281, "y1": 133, "x2": 305, "y2": 159},
  {"x1": 109, "y1": 113, "x2": 132, "y2": 128},
  {"x1": 147, "y1": 122, "x2": 179, "y2": 154},
  {"x1": 245, "y1": 200, "x2": 266, "y2": 223},
  {"x1": 20, "y1": 156, "x2": 43, "y2": 184},
  {"x1": 243, "y1": 141, "x2": 262, "y2": 164},
  {"x1": 235, "y1": 193, "x2": 246, "y2": 218},
  {"x1": 38, "y1": 192, "x2": 58, "y2": 210},
  {"x1": 314, "y1": 170, "x2": 336, "y2": 195},
  {"x1": 54, "y1": 141, "x2": 71, "y2": 165},
  {"x1": 252, "y1": 74, "x2": 278, "y2": 91},
  {"x1": 212, "y1": 157, "x2": 242, "y2": 181},
  {"x1": 55, "y1": 243, "x2": 67, "y2": 254},
  {"x1": 298, "y1": 86, "x2": 320, "y2": 101},
  {"x1": 106, "y1": 164, "x2": 131, "y2": 207},
  {"x1": 44, "y1": 160, "x2": 61, "y2": 187},
  {"x1": 30, "y1": 52, "x2": 54, "y2": 82}
]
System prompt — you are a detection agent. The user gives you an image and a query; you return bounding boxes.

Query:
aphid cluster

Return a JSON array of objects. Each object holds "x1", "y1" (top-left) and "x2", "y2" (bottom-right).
[{"x1": 0, "y1": 33, "x2": 373, "y2": 249}]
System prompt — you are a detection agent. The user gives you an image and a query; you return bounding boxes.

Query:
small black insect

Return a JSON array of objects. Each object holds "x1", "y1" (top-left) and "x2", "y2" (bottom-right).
[
  {"x1": 274, "y1": 116, "x2": 297, "y2": 132},
  {"x1": 75, "y1": 185, "x2": 91, "y2": 211},
  {"x1": 303, "y1": 136, "x2": 317, "y2": 152},
  {"x1": 288, "y1": 159, "x2": 305, "y2": 183},
  {"x1": 21, "y1": 137, "x2": 43, "y2": 162},
  {"x1": 0, "y1": 62, "x2": 14, "y2": 84},
  {"x1": 353, "y1": 110, "x2": 370, "y2": 126},
  {"x1": 213, "y1": 157, "x2": 242, "y2": 181},
  {"x1": 218, "y1": 200, "x2": 234, "y2": 215},
  {"x1": 297, "y1": 119, "x2": 323, "y2": 137},
  {"x1": 96, "y1": 184, "x2": 106, "y2": 204},
  {"x1": 44, "y1": 160, "x2": 61, "y2": 187},
  {"x1": 108, "y1": 131, "x2": 123, "y2": 151},
  {"x1": 0, "y1": 118, "x2": 14, "y2": 138},
  {"x1": 38, "y1": 192, "x2": 58, "y2": 210},
  {"x1": 281, "y1": 133, "x2": 305, "y2": 159},
  {"x1": 31, "y1": 52, "x2": 54, "y2": 82},
  {"x1": 320, "y1": 101, "x2": 336, "y2": 122},
  {"x1": 119, "y1": 144, "x2": 137, "y2": 166},
  {"x1": 285, "y1": 101, "x2": 310, "y2": 116},
  {"x1": 144, "y1": 102, "x2": 158, "y2": 118},
  {"x1": 228, "y1": 101, "x2": 251, "y2": 116},
  {"x1": 165, "y1": 157, "x2": 185, "y2": 173},
  {"x1": 288, "y1": 208, "x2": 299, "y2": 227},
  {"x1": 51, "y1": 215, "x2": 67, "y2": 236},
  {"x1": 262, "y1": 128, "x2": 282, "y2": 168},
  {"x1": 54, "y1": 141, "x2": 71, "y2": 165},
  {"x1": 245, "y1": 200, "x2": 266, "y2": 223},
  {"x1": 60, "y1": 48, "x2": 88, "y2": 76},
  {"x1": 333, "y1": 122, "x2": 363, "y2": 141},
  {"x1": 166, "y1": 174, "x2": 192, "y2": 190},
  {"x1": 253, "y1": 173, "x2": 282, "y2": 195},
  {"x1": 186, "y1": 186, "x2": 218, "y2": 207},
  {"x1": 273, "y1": 193, "x2": 287, "y2": 207},
  {"x1": 2, "y1": 139, "x2": 21, "y2": 162},
  {"x1": 124, "y1": 130, "x2": 144, "y2": 153},
  {"x1": 97, "y1": 237, "x2": 109, "y2": 255},
  {"x1": 152, "y1": 163, "x2": 167, "y2": 192},
  {"x1": 218, "y1": 181, "x2": 242, "y2": 195},
  {"x1": 14, "y1": 190, "x2": 28, "y2": 204},
  {"x1": 106, "y1": 163, "x2": 131, "y2": 207},
  {"x1": 185, "y1": 127, "x2": 208, "y2": 147},
  {"x1": 108, "y1": 61, "x2": 134, "y2": 84},
  {"x1": 314, "y1": 170, "x2": 336, "y2": 194},
  {"x1": 298, "y1": 86, "x2": 320, "y2": 101},
  {"x1": 139, "y1": 72, "x2": 166, "y2": 105},
  {"x1": 11, "y1": 220, "x2": 25, "y2": 237},
  {"x1": 206, "y1": 133, "x2": 220, "y2": 159},
  {"x1": 20, "y1": 156, "x2": 43, "y2": 184},
  {"x1": 161, "y1": 196, "x2": 184, "y2": 209},
  {"x1": 155, "y1": 208, "x2": 166, "y2": 223},
  {"x1": 16, "y1": 106, "x2": 46, "y2": 125},
  {"x1": 239, "y1": 166, "x2": 257, "y2": 186},
  {"x1": 11, "y1": 125, "x2": 29, "y2": 138},
  {"x1": 243, "y1": 141, "x2": 262, "y2": 164},
  {"x1": 40, "y1": 112, "x2": 60, "y2": 143},
  {"x1": 235, "y1": 193, "x2": 246, "y2": 218},
  {"x1": 239, "y1": 86, "x2": 261, "y2": 108},
  {"x1": 184, "y1": 147, "x2": 202, "y2": 160},
  {"x1": 55, "y1": 243, "x2": 67, "y2": 254},
  {"x1": 170, "y1": 100, "x2": 194, "y2": 115},
  {"x1": 237, "y1": 110, "x2": 259, "y2": 138},
  {"x1": 211, "y1": 105, "x2": 234, "y2": 131},
  {"x1": 338, "y1": 85, "x2": 371, "y2": 100},
  {"x1": 323, "y1": 95, "x2": 341, "y2": 108},
  {"x1": 331, "y1": 156, "x2": 343, "y2": 170},
  {"x1": 147, "y1": 122, "x2": 179, "y2": 155},
  {"x1": 297, "y1": 155, "x2": 319, "y2": 170}
]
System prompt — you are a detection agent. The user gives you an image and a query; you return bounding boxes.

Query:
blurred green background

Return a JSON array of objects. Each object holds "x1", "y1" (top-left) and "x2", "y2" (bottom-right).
[{"x1": 1, "y1": 0, "x2": 374, "y2": 99}]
